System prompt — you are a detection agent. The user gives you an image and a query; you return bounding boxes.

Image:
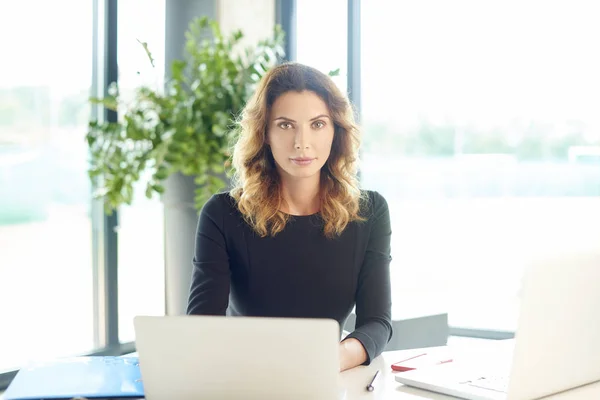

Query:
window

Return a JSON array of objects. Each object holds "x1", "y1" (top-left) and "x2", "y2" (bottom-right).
[
  {"x1": 295, "y1": 0, "x2": 348, "y2": 92},
  {"x1": 117, "y1": 0, "x2": 166, "y2": 343},
  {"x1": 360, "y1": 1, "x2": 600, "y2": 332},
  {"x1": 0, "y1": 1, "x2": 95, "y2": 371}
]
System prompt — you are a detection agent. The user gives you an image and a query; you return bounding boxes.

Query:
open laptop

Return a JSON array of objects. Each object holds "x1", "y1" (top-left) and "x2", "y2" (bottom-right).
[
  {"x1": 395, "y1": 249, "x2": 600, "y2": 400},
  {"x1": 133, "y1": 315, "x2": 342, "y2": 400}
]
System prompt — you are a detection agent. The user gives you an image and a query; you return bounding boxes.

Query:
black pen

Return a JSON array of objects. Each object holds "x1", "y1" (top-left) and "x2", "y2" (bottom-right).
[{"x1": 366, "y1": 369, "x2": 380, "y2": 392}]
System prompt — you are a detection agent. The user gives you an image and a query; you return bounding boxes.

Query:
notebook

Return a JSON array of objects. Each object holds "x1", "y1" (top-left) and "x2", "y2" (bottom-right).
[{"x1": 3, "y1": 356, "x2": 144, "y2": 400}]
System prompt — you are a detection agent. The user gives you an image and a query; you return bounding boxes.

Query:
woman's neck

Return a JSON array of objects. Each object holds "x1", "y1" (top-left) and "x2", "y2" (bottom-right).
[{"x1": 279, "y1": 176, "x2": 321, "y2": 216}]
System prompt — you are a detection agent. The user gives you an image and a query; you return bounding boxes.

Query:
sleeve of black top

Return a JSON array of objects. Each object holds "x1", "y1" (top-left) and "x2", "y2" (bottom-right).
[
  {"x1": 344, "y1": 191, "x2": 393, "y2": 364},
  {"x1": 186, "y1": 194, "x2": 231, "y2": 316}
]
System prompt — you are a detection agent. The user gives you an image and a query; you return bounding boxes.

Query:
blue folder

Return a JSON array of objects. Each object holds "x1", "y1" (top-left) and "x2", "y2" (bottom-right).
[{"x1": 3, "y1": 356, "x2": 144, "y2": 400}]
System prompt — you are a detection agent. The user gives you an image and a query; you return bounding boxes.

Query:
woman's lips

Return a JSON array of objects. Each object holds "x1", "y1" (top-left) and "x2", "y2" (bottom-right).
[{"x1": 290, "y1": 157, "x2": 315, "y2": 166}]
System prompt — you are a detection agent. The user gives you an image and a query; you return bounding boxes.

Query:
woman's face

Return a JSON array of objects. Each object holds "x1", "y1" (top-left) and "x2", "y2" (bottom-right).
[{"x1": 266, "y1": 90, "x2": 335, "y2": 182}]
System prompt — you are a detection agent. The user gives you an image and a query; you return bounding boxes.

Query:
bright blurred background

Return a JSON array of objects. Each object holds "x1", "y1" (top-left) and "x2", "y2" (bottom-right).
[{"x1": 1, "y1": 0, "x2": 599, "y2": 382}]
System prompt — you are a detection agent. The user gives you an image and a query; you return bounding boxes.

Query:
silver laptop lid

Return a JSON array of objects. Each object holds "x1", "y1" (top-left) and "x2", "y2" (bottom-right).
[
  {"x1": 507, "y1": 249, "x2": 600, "y2": 399},
  {"x1": 133, "y1": 315, "x2": 341, "y2": 400}
]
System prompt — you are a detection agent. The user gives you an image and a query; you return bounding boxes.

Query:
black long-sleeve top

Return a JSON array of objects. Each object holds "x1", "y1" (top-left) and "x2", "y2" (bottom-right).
[{"x1": 187, "y1": 190, "x2": 393, "y2": 363}]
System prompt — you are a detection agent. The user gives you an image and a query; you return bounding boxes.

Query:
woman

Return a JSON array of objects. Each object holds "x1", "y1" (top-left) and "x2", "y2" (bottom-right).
[{"x1": 187, "y1": 62, "x2": 392, "y2": 371}]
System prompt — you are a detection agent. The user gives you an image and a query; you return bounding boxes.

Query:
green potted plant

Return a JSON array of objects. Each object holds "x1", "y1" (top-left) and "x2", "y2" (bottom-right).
[{"x1": 86, "y1": 16, "x2": 285, "y2": 214}]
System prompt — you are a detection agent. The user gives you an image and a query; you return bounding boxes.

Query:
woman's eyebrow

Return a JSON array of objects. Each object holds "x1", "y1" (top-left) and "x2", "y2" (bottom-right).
[
  {"x1": 310, "y1": 114, "x2": 331, "y2": 121},
  {"x1": 273, "y1": 116, "x2": 296, "y2": 122},
  {"x1": 273, "y1": 114, "x2": 331, "y2": 122}
]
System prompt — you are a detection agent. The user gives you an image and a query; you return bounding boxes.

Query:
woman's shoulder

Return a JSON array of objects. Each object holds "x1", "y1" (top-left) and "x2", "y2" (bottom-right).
[
  {"x1": 359, "y1": 189, "x2": 390, "y2": 218},
  {"x1": 201, "y1": 190, "x2": 239, "y2": 218}
]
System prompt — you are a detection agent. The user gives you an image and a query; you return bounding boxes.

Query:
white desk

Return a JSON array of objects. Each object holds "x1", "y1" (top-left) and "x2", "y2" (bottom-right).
[
  {"x1": 342, "y1": 342, "x2": 600, "y2": 399},
  {"x1": 2, "y1": 341, "x2": 599, "y2": 399}
]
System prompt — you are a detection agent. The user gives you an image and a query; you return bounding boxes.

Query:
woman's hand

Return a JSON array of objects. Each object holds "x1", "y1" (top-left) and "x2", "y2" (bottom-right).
[{"x1": 339, "y1": 338, "x2": 368, "y2": 371}]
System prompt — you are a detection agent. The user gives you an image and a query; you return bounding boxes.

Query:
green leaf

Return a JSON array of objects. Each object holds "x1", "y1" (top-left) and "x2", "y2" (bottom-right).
[
  {"x1": 195, "y1": 174, "x2": 208, "y2": 185},
  {"x1": 171, "y1": 60, "x2": 186, "y2": 82},
  {"x1": 124, "y1": 184, "x2": 134, "y2": 204},
  {"x1": 212, "y1": 163, "x2": 225, "y2": 174},
  {"x1": 154, "y1": 165, "x2": 169, "y2": 180},
  {"x1": 145, "y1": 183, "x2": 154, "y2": 199},
  {"x1": 212, "y1": 124, "x2": 226, "y2": 137},
  {"x1": 136, "y1": 39, "x2": 155, "y2": 68},
  {"x1": 89, "y1": 96, "x2": 119, "y2": 111},
  {"x1": 164, "y1": 153, "x2": 179, "y2": 163},
  {"x1": 152, "y1": 184, "x2": 165, "y2": 194}
]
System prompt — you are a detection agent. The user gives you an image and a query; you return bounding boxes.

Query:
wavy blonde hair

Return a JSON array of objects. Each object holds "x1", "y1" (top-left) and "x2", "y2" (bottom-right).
[{"x1": 230, "y1": 62, "x2": 365, "y2": 238}]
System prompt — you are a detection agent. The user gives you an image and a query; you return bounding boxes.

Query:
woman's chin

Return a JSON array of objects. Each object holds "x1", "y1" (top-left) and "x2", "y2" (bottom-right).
[{"x1": 283, "y1": 167, "x2": 321, "y2": 180}]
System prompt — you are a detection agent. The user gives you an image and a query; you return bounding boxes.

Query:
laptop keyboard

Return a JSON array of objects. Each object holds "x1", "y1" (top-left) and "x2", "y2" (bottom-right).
[{"x1": 460, "y1": 375, "x2": 509, "y2": 393}]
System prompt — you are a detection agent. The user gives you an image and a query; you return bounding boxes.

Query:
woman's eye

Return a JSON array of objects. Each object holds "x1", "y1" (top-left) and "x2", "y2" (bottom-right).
[
  {"x1": 278, "y1": 122, "x2": 293, "y2": 129},
  {"x1": 312, "y1": 120, "x2": 326, "y2": 129}
]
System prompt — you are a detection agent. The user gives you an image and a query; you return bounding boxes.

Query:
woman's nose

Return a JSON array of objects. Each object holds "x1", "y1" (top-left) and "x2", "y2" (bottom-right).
[{"x1": 294, "y1": 127, "x2": 310, "y2": 149}]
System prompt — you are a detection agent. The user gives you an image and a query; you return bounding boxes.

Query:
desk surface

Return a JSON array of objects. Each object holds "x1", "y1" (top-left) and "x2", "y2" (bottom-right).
[
  {"x1": 343, "y1": 341, "x2": 600, "y2": 399},
  {"x1": 2, "y1": 340, "x2": 599, "y2": 400}
]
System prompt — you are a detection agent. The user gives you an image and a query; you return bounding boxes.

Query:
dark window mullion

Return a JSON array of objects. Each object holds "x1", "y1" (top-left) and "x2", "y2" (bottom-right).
[
  {"x1": 92, "y1": 0, "x2": 119, "y2": 350},
  {"x1": 347, "y1": 0, "x2": 361, "y2": 120},
  {"x1": 275, "y1": 0, "x2": 297, "y2": 62}
]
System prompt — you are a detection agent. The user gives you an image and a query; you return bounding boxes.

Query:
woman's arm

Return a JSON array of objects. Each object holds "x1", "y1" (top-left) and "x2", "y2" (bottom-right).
[
  {"x1": 342, "y1": 191, "x2": 393, "y2": 369},
  {"x1": 186, "y1": 194, "x2": 231, "y2": 315},
  {"x1": 339, "y1": 338, "x2": 368, "y2": 371}
]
